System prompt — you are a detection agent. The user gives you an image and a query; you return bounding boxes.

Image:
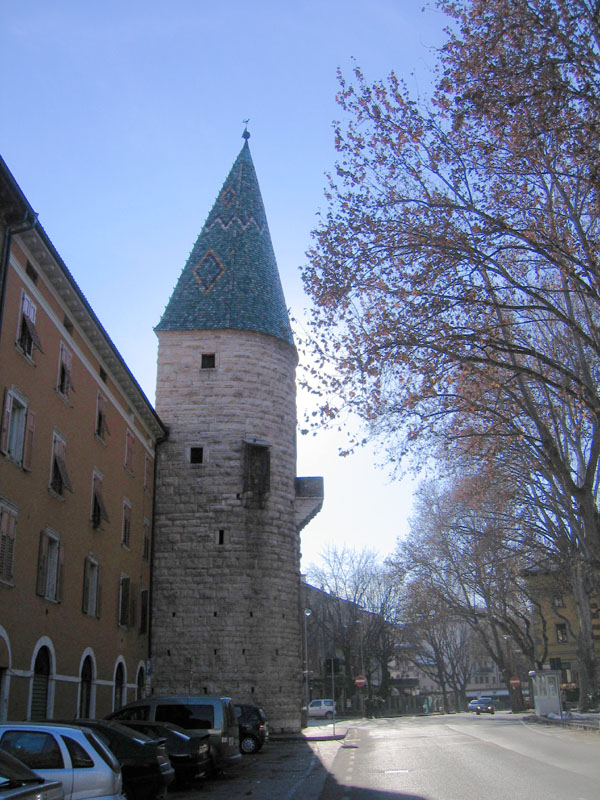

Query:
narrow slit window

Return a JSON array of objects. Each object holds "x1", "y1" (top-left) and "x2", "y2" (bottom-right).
[{"x1": 242, "y1": 442, "x2": 270, "y2": 508}]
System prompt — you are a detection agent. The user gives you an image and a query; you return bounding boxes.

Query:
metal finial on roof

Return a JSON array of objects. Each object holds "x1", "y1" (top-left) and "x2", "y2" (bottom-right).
[{"x1": 242, "y1": 120, "x2": 250, "y2": 140}]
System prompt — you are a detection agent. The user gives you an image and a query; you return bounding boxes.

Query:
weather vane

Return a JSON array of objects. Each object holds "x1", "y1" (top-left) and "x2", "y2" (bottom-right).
[{"x1": 242, "y1": 119, "x2": 250, "y2": 139}]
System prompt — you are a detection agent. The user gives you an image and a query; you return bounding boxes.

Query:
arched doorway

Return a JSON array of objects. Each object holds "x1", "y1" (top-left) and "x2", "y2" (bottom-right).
[
  {"x1": 31, "y1": 647, "x2": 51, "y2": 720},
  {"x1": 79, "y1": 656, "x2": 93, "y2": 717},
  {"x1": 114, "y1": 663, "x2": 125, "y2": 710}
]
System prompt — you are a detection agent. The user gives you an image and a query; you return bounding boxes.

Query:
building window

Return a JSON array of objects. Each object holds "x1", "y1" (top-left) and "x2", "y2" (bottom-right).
[
  {"x1": 552, "y1": 594, "x2": 565, "y2": 609},
  {"x1": 140, "y1": 588, "x2": 149, "y2": 634},
  {"x1": 50, "y1": 433, "x2": 72, "y2": 496},
  {"x1": 121, "y1": 501, "x2": 131, "y2": 548},
  {"x1": 201, "y1": 353, "x2": 215, "y2": 369},
  {"x1": 95, "y1": 393, "x2": 110, "y2": 441},
  {"x1": 16, "y1": 292, "x2": 43, "y2": 358},
  {"x1": 190, "y1": 446, "x2": 203, "y2": 464},
  {"x1": 91, "y1": 472, "x2": 110, "y2": 528},
  {"x1": 142, "y1": 518, "x2": 151, "y2": 562},
  {"x1": 144, "y1": 455, "x2": 153, "y2": 494},
  {"x1": 57, "y1": 342, "x2": 75, "y2": 399},
  {"x1": 36, "y1": 528, "x2": 63, "y2": 602},
  {"x1": 118, "y1": 575, "x2": 134, "y2": 627},
  {"x1": 125, "y1": 431, "x2": 134, "y2": 472},
  {"x1": 1, "y1": 388, "x2": 35, "y2": 469},
  {"x1": 25, "y1": 261, "x2": 38, "y2": 284},
  {"x1": 0, "y1": 503, "x2": 17, "y2": 583},
  {"x1": 242, "y1": 442, "x2": 270, "y2": 508},
  {"x1": 556, "y1": 623, "x2": 568, "y2": 643},
  {"x1": 82, "y1": 556, "x2": 101, "y2": 617}
]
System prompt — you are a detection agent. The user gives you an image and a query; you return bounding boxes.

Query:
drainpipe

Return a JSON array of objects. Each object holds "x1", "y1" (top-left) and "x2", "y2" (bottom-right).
[{"x1": 0, "y1": 211, "x2": 39, "y2": 344}]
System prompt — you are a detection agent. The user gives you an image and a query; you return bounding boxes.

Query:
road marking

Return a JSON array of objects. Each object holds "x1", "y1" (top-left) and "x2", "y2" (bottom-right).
[{"x1": 385, "y1": 769, "x2": 409, "y2": 774}]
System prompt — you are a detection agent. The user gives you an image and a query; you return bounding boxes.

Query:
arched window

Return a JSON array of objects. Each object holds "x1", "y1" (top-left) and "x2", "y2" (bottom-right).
[
  {"x1": 136, "y1": 667, "x2": 145, "y2": 700},
  {"x1": 114, "y1": 663, "x2": 125, "y2": 710},
  {"x1": 79, "y1": 656, "x2": 93, "y2": 717},
  {"x1": 31, "y1": 647, "x2": 51, "y2": 720}
]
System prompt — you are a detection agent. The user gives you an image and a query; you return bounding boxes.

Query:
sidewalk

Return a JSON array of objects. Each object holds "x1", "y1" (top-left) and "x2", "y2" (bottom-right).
[
  {"x1": 270, "y1": 717, "x2": 355, "y2": 742},
  {"x1": 527, "y1": 710, "x2": 600, "y2": 732}
]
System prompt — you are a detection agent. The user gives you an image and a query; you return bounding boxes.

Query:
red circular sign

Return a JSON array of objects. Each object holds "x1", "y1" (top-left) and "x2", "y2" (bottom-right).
[
  {"x1": 355, "y1": 675, "x2": 367, "y2": 687},
  {"x1": 510, "y1": 676, "x2": 520, "y2": 688}
]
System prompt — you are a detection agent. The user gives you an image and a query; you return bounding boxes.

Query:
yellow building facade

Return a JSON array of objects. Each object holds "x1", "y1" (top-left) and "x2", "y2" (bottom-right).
[{"x1": 0, "y1": 155, "x2": 166, "y2": 720}]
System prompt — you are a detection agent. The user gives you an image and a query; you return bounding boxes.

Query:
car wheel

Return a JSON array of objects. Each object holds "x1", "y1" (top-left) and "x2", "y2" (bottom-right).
[
  {"x1": 240, "y1": 735, "x2": 260, "y2": 754},
  {"x1": 325, "y1": 711, "x2": 333, "y2": 720}
]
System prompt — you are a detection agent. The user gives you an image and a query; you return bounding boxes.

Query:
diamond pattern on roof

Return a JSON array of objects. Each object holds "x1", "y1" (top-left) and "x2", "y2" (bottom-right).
[
  {"x1": 155, "y1": 140, "x2": 294, "y2": 349},
  {"x1": 194, "y1": 250, "x2": 225, "y2": 293}
]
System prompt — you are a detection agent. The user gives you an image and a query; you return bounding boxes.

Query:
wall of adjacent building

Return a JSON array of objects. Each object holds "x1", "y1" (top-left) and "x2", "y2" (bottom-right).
[{"x1": 0, "y1": 212, "x2": 162, "y2": 721}]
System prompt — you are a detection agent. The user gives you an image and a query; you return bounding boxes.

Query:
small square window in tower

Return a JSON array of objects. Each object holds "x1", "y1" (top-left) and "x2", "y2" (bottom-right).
[{"x1": 242, "y1": 443, "x2": 270, "y2": 508}]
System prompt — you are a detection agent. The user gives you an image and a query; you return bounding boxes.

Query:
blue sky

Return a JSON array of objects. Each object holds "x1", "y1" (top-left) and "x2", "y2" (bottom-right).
[{"x1": 1, "y1": 0, "x2": 447, "y2": 569}]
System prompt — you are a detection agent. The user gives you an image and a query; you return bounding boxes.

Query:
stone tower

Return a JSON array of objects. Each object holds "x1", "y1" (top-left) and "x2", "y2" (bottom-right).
[{"x1": 151, "y1": 133, "x2": 321, "y2": 733}]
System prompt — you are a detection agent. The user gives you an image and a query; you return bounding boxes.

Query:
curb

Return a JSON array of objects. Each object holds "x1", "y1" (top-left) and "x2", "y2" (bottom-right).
[{"x1": 525, "y1": 713, "x2": 600, "y2": 733}]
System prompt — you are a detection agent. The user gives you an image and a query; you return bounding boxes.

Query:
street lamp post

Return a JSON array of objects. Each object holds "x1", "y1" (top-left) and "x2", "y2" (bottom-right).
[{"x1": 304, "y1": 609, "x2": 311, "y2": 709}]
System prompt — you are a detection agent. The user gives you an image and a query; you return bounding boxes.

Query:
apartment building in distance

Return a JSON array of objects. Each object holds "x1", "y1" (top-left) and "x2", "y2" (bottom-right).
[{"x1": 0, "y1": 154, "x2": 166, "y2": 720}]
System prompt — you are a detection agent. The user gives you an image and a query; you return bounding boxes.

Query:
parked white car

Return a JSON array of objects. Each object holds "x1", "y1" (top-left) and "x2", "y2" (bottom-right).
[
  {"x1": 307, "y1": 699, "x2": 336, "y2": 719},
  {"x1": 0, "y1": 723, "x2": 123, "y2": 800}
]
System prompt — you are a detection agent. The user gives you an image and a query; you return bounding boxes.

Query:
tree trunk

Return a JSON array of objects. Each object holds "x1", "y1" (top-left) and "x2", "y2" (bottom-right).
[{"x1": 570, "y1": 561, "x2": 598, "y2": 711}]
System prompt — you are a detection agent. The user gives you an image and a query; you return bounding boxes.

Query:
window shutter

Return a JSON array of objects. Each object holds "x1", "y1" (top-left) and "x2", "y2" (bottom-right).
[
  {"x1": 22, "y1": 409, "x2": 36, "y2": 470},
  {"x1": 129, "y1": 582, "x2": 137, "y2": 629},
  {"x1": 82, "y1": 558, "x2": 89, "y2": 613},
  {"x1": 119, "y1": 577, "x2": 130, "y2": 625},
  {"x1": 36, "y1": 531, "x2": 49, "y2": 596},
  {"x1": 93, "y1": 475, "x2": 110, "y2": 522},
  {"x1": 54, "y1": 439, "x2": 73, "y2": 492},
  {"x1": 122, "y1": 503, "x2": 131, "y2": 547},
  {"x1": 96, "y1": 565, "x2": 102, "y2": 618},
  {"x1": 56, "y1": 542, "x2": 64, "y2": 602},
  {"x1": 64, "y1": 347, "x2": 75, "y2": 392},
  {"x1": 23, "y1": 314, "x2": 44, "y2": 353},
  {"x1": 125, "y1": 432, "x2": 134, "y2": 471},
  {"x1": 0, "y1": 508, "x2": 15, "y2": 581},
  {"x1": 98, "y1": 394, "x2": 110, "y2": 437},
  {"x1": 1, "y1": 391, "x2": 13, "y2": 454}
]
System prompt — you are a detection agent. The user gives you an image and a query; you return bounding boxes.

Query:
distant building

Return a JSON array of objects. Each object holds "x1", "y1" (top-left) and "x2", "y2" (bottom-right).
[
  {"x1": 524, "y1": 566, "x2": 599, "y2": 702},
  {"x1": 151, "y1": 133, "x2": 322, "y2": 733},
  {"x1": 0, "y1": 155, "x2": 166, "y2": 720}
]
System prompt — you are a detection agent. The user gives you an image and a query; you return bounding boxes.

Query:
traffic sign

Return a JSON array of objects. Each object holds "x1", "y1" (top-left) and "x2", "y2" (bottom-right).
[
  {"x1": 510, "y1": 676, "x2": 520, "y2": 688},
  {"x1": 355, "y1": 674, "x2": 367, "y2": 687}
]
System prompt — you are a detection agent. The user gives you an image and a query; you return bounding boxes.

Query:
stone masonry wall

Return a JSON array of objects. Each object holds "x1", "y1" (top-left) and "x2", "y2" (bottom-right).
[{"x1": 152, "y1": 328, "x2": 303, "y2": 732}]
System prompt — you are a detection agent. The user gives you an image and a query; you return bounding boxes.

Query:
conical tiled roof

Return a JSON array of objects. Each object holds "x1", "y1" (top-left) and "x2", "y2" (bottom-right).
[{"x1": 155, "y1": 135, "x2": 294, "y2": 348}]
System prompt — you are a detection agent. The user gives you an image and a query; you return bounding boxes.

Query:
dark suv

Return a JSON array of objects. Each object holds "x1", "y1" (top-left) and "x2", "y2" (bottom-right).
[{"x1": 234, "y1": 704, "x2": 269, "y2": 754}]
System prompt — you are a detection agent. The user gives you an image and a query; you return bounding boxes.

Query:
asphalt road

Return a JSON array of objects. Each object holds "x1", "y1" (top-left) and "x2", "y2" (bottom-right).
[{"x1": 170, "y1": 713, "x2": 600, "y2": 799}]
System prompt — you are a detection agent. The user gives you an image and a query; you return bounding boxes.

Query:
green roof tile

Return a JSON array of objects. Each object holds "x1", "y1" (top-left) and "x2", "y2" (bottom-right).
[{"x1": 155, "y1": 136, "x2": 294, "y2": 348}]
